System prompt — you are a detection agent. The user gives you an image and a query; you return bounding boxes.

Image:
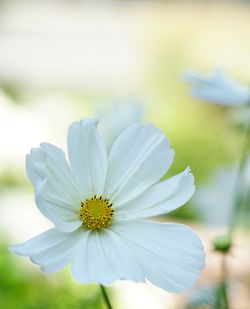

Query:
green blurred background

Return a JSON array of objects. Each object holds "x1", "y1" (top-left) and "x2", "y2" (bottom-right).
[{"x1": 0, "y1": 0, "x2": 250, "y2": 308}]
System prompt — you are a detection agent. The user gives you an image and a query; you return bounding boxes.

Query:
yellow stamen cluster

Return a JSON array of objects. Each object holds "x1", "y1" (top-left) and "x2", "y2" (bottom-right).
[{"x1": 80, "y1": 195, "x2": 114, "y2": 230}]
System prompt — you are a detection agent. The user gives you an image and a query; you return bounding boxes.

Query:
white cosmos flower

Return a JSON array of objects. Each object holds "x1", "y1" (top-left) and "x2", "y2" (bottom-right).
[
  {"x1": 184, "y1": 70, "x2": 250, "y2": 106},
  {"x1": 10, "y1": 119, "x2": 205, "y2": 293}
]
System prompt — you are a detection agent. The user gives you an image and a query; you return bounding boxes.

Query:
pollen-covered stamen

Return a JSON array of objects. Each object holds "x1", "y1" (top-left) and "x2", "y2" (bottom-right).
[{"x1": 80, "y1": 195, "x2": 114, "y2": 230}]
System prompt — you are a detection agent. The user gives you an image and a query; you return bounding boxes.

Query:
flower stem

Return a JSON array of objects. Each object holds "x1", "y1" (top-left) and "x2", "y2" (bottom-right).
[
  {"x1": 100, "y1": 285, "x2": 113, "y2": 309},
  {"x1": 229, "y1": 119, "x2": 250, "y2": 232},
  {"x1": 214, "y1": 118, "x2": 250, "y2": 309},
  {"x1": 215, "y1": 254, "x2": 229, "y2": 309},
  {"x1": 221, "y1": 254, "x2": 229, "y2": 309}
]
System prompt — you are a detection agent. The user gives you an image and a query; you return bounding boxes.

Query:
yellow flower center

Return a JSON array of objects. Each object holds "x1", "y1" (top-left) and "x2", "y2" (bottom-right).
[{"x1": 80, "y1": 195, "x2": 114, "y2": 230}]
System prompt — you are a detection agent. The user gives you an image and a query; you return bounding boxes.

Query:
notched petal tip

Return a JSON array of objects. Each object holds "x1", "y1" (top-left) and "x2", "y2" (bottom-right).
[
  {"x1": 9, "y1": 243, "x2": 28, "y2": 256},
  {"x1": 69, "y1": 118, "x2": 99, "y2": 131},
  {"x1": 183, "y1": 166, "x2": 195, "y2": 185}
]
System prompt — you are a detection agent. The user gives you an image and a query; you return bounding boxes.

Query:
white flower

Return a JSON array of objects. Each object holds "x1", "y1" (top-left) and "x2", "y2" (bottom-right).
[
  {"x1": 184, "y1": 70, "x2": 250, "y2": 106},
  {"x1": 11, "y1": 119, "x2": 205, "y2": 293},
  {"x1": 96, "y1": 100, "x2": 144, "y2": 149},
  {"x1": 230, "y1": 106, "x2": 250, "y2": 126},
  {"x1": 193, "y1": 162, "x2": 250, "y2": 227}
]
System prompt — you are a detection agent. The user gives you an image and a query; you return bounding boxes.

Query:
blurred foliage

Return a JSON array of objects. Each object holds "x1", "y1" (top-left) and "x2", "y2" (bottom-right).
[
  {"x1": 167, "y1": 203, "x2": 201, "y2": 221},
  {"x1": 0, "y1": 169, "x2": 28, "y2": 190},
  {"x1": 0, "y1": 241, "x2": 105, "y2": 309},
  {"x1": 0, "y1": 84, "x2": 24, "y2": 105}
]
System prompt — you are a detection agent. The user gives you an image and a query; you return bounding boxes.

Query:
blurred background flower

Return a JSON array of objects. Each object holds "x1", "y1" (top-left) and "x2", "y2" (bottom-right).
[
  {"x1": 183, "y1": 69, "x2": 250, "y2": 105},
  {"x1": 192, "y1": 158, "x2": 250, "y2": 227},
  {"x1": 97, "y1": 99, "x2": 144, "y2": 148},
  {"x1": 1, "y1": 0, "x2": 250, "y2": 308}
]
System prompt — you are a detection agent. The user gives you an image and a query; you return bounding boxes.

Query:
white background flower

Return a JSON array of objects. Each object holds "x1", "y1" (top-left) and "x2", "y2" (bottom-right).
[
  {"x1": 96, "y1": 99, "x2": 144, "y2": 149},
  {"x1": 11, "y1": 119, "x2": 205, "y2": 292},
  {"x1": 184, "y1": 70, "x2": 250, "y2": 106},
  {"x1": 193, "y1": 160, "x2": 250, "y2": 227}
]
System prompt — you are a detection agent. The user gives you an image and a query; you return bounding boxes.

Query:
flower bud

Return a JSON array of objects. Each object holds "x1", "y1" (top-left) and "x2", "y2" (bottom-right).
[{"x1": 213, "y1": 234, "x2": 232, "y2": 253}]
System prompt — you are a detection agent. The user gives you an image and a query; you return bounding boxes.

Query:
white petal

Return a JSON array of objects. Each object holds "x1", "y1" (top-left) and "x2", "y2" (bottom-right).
[
  {"x1": 111, "y1": 220, "x2": 205, "y2": 292},
  {"x1": 115, "y1": 168, "x2": 195, "y2": 220},
  {"x1": 71, "y1": 230, "x2": 92, "y2": 283},
  {"x1": 10, "y1": 228, "x2": 84, "y2": 273},
  {"x1": 71, "y1": 228, "x2": 144, "y2": 284},
  {"x1": 67, "y1": 119, "x2": 107, "y2": 197},
  {"x1": 104, "y1": 123, "x2": 174, "y2": 205},
  {"x1": 26, "y1": 143, "x2": 82, "y2": 232}
]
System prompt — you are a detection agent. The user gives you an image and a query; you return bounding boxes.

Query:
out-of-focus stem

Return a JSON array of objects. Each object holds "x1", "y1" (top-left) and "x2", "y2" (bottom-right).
[
  {"x1": 100, "y1": 285, "x2": 113, "y2": 309},
  {"x1": 221, "y1": 254, "x2": 229, "y2": 309},
  {"x1": 215, "y1": 254, "x2": 229, "y2": 309},
  {"x1": 215, "y1": 114, "x2": 250, "y2": 309},
  {"x1": 229, "y1": 119, "x2": 250, "y2": 233}
]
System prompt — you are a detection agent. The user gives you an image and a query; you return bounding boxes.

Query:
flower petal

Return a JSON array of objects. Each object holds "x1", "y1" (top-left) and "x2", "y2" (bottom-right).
[
  {"x1": 111, "y1": 220, "x2": 205, "y2": 292},
  {"x1": 10, "y1": 228, "x2": 84, "y2": 273},
  {"x1": 67, "y1": 119, "x2": 108, "y2": 198},
  {"x1": 104, "y1": 123, "x2": 174, "y2": 206},
  {"x1": 114, "y1": 168, "x2": 195, "y2": 220},
  {"x1": 71, "y1": 229, "x2": 144, "y2": 284},
  {"x1": 27, "y1": 143, "x2": 83, "y2": 232}
]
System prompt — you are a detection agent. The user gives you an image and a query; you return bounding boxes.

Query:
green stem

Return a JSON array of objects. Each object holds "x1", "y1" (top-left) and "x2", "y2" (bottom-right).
[
  {"x1": 215, "y1": 255, "x2": 229, "y2": 309},
  {"x1": 221, "y1": 280, "x2": 229, "y2": 309},
  {"x1": 221, "y1": 254, "x2": 229, "y2": 309},
  {"x1": 229, "y1": 120, "x2": 250, "y2": 233},
  {"x1": 100, "y1": 285, "x2": 113, "y2": 309},
  {"x1": 215, "y1": 118, "x2": 250, "y2": 309}
]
